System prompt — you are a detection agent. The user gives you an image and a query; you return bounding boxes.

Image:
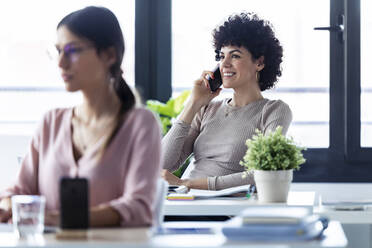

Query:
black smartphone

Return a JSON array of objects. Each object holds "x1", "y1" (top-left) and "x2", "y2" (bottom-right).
[
  {"x1": 207, "y1": 65, "x2": 222, "y2": 92},
  {"x1": 168, "y1": 185, "x2": 178, "y2": 193},
  {"x1": 59, "y1": 177, "x2": 89, "y2": 229}
]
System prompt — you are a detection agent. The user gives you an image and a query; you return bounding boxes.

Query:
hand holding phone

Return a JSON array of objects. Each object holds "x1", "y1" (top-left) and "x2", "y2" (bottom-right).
[{"x1": 207, "y1": 65, "x2": 222, "y2": 92}]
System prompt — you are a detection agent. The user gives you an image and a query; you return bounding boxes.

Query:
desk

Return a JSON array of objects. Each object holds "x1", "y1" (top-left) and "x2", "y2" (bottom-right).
[
  {"x1": 291, "y1": 183, "x2": 372, "y2": 248},
  {"x1": 165, "y1": 191, "x2": 315, "y2": 216},
  {"x1": 314, "y1": 206, "x2": 372, "y2": 224},
  {"x1": 313, "y1": 204, "x2": 372, "y2": 248},
  {"x1": 0, "y1": 221, "x2": 347, "y2": 248},
  {"x1": 290, "y1": 183, "x2": 372, "y2": 224}
]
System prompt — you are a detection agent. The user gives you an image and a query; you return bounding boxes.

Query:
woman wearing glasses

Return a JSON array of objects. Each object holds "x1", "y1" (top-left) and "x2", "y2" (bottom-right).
[
  {"x1": 162, "y1": 12, "x2": 292, "y2": 191},
  {"x1": 0, "y1": 6, "x2": 162, "y2": 227}
]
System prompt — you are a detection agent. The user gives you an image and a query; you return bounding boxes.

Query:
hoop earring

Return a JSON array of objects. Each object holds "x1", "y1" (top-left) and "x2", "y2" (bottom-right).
[{"x1": 256, "y1": 71, "x2": 260, "y2": 83}]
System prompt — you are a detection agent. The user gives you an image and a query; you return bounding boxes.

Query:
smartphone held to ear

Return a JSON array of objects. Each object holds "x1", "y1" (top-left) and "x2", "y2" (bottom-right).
[
  {"x1": 207, "y1": 65, "x2": 222, "y2": 92},
  {"x1": 59, "y1": 177, "x2": 89, "y2": 230}
]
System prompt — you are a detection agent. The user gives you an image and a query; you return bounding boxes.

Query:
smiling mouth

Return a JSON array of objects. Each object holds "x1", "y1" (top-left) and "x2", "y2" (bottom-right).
[{"x1": 223, "y1": 72, "x2": 235, "y2": 77}]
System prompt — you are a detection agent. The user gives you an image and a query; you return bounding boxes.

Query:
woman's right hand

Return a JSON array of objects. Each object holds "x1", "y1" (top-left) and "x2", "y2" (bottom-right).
[
  {"x1": 178, "y1": 71, "x2": 222, "y2": 124},
  {"x1": 189, "y1": 71, "x2": 222, "y2": 108}
]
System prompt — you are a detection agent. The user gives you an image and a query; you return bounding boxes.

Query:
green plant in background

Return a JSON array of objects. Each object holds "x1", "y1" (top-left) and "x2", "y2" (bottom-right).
[
  {"x1": 146, "y1": 90, "x2": 191, "y2": 135},
  {"x1": 146, "y1": 90, "x2": 192, "y2": 178},
  {"x1": 240, "y1": 126, "x2": 306, "y2": 171}
]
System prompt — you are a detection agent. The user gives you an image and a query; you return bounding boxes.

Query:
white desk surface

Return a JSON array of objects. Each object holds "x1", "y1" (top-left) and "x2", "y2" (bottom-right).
[
  {"x1": 165, "y1": 191, "x2": 315, "y2": 216},
  {"x1": 314, "y1": 206, "x2": 372, "y2": 224},
  {"x1": 165, "y1": 186, "x2": 372, "y2": 224},
  {"x1": 0, "y1": 221, "x2": 347, "y2": 248},
  {"x1": 292, "y1": 183, "x2": 372, "y2": 224}
]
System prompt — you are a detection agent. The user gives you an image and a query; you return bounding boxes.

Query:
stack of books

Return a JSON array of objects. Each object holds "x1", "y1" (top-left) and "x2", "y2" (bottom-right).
[{"x1": 221, "y1": 206, "x2": 328, "y2": 241}]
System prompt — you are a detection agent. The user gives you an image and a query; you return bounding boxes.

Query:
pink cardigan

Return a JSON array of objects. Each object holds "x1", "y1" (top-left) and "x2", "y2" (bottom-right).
[{"x1": 1, "y1": 107, "x2": 162, "y2": 227}]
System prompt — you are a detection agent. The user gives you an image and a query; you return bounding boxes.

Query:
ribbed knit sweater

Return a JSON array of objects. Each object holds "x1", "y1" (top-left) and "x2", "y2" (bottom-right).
[{"x1": 162, "y1": 98, "x2": 292, "y2": 190}]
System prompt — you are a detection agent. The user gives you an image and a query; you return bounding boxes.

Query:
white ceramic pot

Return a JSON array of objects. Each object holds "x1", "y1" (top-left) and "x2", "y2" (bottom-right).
[{"x1": 254, "y1": 169, "x2": 293, "y2": 203}]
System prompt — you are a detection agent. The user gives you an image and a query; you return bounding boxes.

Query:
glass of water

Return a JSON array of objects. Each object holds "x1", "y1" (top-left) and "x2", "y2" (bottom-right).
[{"x1": 11, "y1": 195, "x2": 45, "y2": 239}]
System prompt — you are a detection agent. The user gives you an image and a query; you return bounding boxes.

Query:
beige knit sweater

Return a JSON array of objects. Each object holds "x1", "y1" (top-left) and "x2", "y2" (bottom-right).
[{"x1": 162, "y1": 98, "x2": 292, "y2": 190}]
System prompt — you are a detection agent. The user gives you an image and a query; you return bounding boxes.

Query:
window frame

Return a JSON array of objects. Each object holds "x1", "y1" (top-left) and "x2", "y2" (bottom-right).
[
  {"x1": 140, "y1": 0, "x2": 372, "y2": 182},
  {"x1": 344, "y1": 0, "x2": 372, "y2": 162},
  {"x1": 135, "y1": 0, "x2": 172, "y2": 103}
]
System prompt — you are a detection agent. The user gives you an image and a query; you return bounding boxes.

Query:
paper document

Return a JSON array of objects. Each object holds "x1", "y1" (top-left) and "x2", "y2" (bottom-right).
[
  {"x1": 189, "y1": 185, "x2": 251, "y2": 198},
  {"x1": 321, "y1": 198, "x2": 372, "y2": 210},
  {"x1": 320, "y1": 194, "x2": 372, "y2": 210},
  {"x1": 167, "y1": 184, "x2": 251, "y2": 200},
  {"x1": 321, "y1": 199, "x2": 372, "y2": 206}
]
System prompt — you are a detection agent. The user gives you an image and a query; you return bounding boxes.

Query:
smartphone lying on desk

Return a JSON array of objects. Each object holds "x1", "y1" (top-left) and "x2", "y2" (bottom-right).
[
  {"x1": 168, "y1": 185, "x2": 189, "y2": 194},
  {"x1": 168, "y1": 185, "x2": 178, "y2": 193}
]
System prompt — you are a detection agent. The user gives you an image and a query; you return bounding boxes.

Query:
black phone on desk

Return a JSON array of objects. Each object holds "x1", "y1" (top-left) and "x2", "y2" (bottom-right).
[
  {"x1": 168, "y1": 185, "x2": 178, "y2": 193},
  {"x1": 207, "y1": 65, "x2": 222, "y2": 92},
  {"x1": 59, "y1": 177, "x2": 89, "y2": 229}
]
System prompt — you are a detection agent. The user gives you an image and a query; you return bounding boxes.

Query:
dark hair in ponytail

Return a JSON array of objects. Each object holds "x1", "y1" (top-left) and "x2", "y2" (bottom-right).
[
  {"x1": 58, "y1": 6, "x2": 136, "y2": 159},
  {"x1": 57, "y1": 6, "x2": 135, "y2": 113}
]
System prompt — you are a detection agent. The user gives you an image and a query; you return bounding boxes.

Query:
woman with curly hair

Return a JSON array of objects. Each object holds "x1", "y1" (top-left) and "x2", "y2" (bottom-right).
[{"x1": 162, "y1": 12, "x2": 292, "y2": 190}]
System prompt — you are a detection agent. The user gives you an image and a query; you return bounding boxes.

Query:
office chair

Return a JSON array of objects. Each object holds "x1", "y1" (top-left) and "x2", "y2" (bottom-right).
[{"x1": 152, "y1": 178, "x2": 169, "y2": 230}]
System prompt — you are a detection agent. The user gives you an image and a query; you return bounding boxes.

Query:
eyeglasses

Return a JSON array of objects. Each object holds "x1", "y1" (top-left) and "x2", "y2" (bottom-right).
[{"x1": 47, "y1": 44, "x2": 93, "y2": 63}]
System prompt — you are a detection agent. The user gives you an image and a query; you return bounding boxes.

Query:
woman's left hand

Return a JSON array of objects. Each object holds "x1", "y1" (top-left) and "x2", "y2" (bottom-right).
[
  {"x1": 45, "y1": 210, "x2": 60, "y2": 226},
  {"x1": 161, "y1": 169, "x2": 185, "y2": 186}
]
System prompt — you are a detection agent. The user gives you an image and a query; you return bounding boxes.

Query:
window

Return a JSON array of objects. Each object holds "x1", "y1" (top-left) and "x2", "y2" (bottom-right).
[
  {"x1": 138, "y1": 0, "x2": 371, "y2": 181},
  {"x1": 0, "y1": 0, "x2": 134, "y2": 135},
  {"x1": 2, "y1": 0, "x2": 371, "y2": 182},
  {"x1": 361, "y1": 0, "x2": 372, "y2": 147},
  {"x1": 172, "y1": 0, "x2": 330, "y2": 148}
]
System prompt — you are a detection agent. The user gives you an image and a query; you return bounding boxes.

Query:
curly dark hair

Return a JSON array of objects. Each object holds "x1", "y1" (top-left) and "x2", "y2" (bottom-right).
[{"x1": 213, "y1": 12, "x2": 283, "y2": 91}]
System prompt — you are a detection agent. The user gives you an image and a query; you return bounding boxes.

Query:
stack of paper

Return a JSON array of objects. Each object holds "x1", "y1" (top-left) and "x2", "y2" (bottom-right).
[
  {"x1": 167, "y1": 184, "x2": 252, "y2": 200},
  {"x1": 221, "y1": 206, "x2": 328, "y2": 241},
  {"x1": 240, "y1": 206, "x2": 311, "y2": 224},
  {"x1": 321, "y1": 198, "x2": 372, "y2": 210}
]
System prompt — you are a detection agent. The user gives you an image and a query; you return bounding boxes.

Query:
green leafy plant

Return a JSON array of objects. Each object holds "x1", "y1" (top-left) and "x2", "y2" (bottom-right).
[
  {"x1": 240, "y1": 126, "x2": 306, "y2": 171},
  {"x1": 146, "y1": 90, "x2": 192, "y2": 177},
  {"x1": 146, "y1": 90, "x2": 190, "y2": 135}
]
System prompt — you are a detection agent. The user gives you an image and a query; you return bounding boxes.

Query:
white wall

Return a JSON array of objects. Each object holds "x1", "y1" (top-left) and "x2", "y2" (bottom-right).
[{"x1": 0, "y1": 135, "x2": 31, "y2": 190}]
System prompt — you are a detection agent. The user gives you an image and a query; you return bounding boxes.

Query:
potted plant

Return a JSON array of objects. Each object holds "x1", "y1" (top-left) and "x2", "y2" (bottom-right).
[
  {"x1": 240, "y1": 126, "x2": 306, "y2": 203},
  {"x1": 146, "y1": 90, "x2": 191, "y2": 177}
]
